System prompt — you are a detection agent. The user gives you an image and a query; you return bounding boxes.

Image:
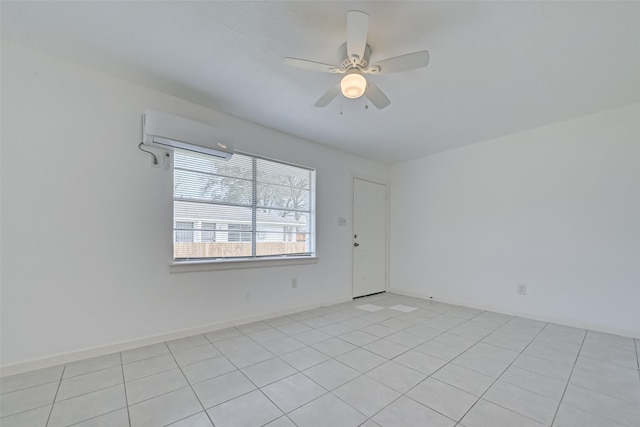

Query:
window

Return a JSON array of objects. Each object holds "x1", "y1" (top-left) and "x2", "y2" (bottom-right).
[
  {"x1": 228, "y1": 224, "x2": 252, "y2": 242},
  {"x1": 173, "y1": 150, "x2": 315, "y2": 261},
  {"x1": 201, "y1": 222, "x2": 216, "y2": 242},
  {"x1": 174, "y1": 221, "x2": 194, "y2": 243}
]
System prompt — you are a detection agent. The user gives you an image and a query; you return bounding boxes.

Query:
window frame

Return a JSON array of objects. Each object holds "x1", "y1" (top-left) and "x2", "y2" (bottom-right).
[{"x1": 170, "y1": 150, "x2": 317, "y2": 269}]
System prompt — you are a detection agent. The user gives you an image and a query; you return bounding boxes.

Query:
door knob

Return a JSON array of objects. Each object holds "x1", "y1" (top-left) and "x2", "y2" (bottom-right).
[{"x1": 354, "y1": 242, "x2": 360, "y2": 247}]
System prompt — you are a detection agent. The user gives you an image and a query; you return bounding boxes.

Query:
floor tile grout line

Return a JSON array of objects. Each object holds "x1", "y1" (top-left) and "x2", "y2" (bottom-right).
[
  {"x1": 165, "y1": 343, "x2": 218, "y2": 427},
  {"x1": 126, "y1": 384, "x2": 194, "y2": 409},
  {"x1": 577, "y1": 353, "x2": 640, "y2": 371},
  {"x1": 260, "y1": 414, "x2": 299, "y2": 427},
  {"x1": 449, "y1": 319, "x2": 552, "y2": 426},
  {"x1": 548, "y1": 324, "x2": 587, "y2": 426},
  {"x1": 168, "y1": 340, "x2": 221, "y2": 357},
  {"x1": 44, "y1": 364, "x2": 65, "y2": 427},
  {"x1": 225, "y1": 350, "x2": 304, "y2": 424},
  {"x1": 492, "y1": 371, "x2": 565, "y2": 402},
  {"x1": 166, "y1": 336, "x2": 214, "y2": 353},
  {"x1": 164, "y1": 408, "x2": 212, "y2": 427},
  {"x1": 63, "y1": 408, "x2": 127, "y2": 427},
  {"x1": 402, "y1": 391, "x2": 470, "y2": 425},
  {"x1": 508, "y1": 357, "x2": 575, "y2": 384},
  {"x1": 0, "y1": 403, "x2": 52, "y2": 421},
  {"x1": 129, "y1": 339, "x2": 231, "y2": 381},
  {"x1": 565, "y1": 380, "x2": 640, "y2": 408},
  {"x1": 636, "y1": 339, "x2": 640, "y2": 380},
  {"x1": 258, "y1": 372, "x2": 331, "y2": 418},
  {"x1": 203, "y1": 326, "x2": 243, "y2": 343},
  {"x1": 0, "y1": 378, "x2": 62, "y2": 397},
  {"x1": 119, "y1": 352, "x2": 132, "y2": 427},
  {"x1": 120, "y1": 342, "x2": 172, "y2": 367},
  {"x1": 526, "y1": 339, "x2": 583, "y2": 358},
  {"x1": 330, "y1": 384, "x2": 402, "y2": 425},
  {"x1": 47, "y1": 367, "x2": 126, "y2": 405},
  {"x1": 123, "y1": 357, "x2": 181, "y2": 383},
  {"x1": 38, "y1": 378, "x2": 129, "y2": 420},
  {"x1": 47, "y1": 384, "x2": 131, "y2": 426},
  {"x1": 516, "y1": 345, "x2": 578, "y2": 366},
  {"x1": 255, "y1": 380, "x2": 319, "y2": 424},
  {"x1": 46, "y1": 362, "x2": 120, "y2": 383}
]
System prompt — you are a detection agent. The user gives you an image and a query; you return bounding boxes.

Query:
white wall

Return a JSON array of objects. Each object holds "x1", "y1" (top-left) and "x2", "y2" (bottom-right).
[
  {"x1": 390, "y1": 102, "x2": 640, "y2": 338},
  {"x1": 0, "y1": 42, "x2": 388, "y2": 369}
]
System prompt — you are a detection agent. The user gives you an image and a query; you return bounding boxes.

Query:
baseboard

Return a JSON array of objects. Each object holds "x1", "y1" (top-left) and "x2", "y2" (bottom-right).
[
  {"x1": 391, "y1": 288, "x2": 640, "y2": 340},
  {"x1": 0, "y1": 296, "x2": 351, "y2": 377}
]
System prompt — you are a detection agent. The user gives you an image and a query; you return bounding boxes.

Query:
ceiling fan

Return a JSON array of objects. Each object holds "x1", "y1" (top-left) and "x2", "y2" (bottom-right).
[{"x1": 284, "y1": 10, "x2": 429, "y2": 109}]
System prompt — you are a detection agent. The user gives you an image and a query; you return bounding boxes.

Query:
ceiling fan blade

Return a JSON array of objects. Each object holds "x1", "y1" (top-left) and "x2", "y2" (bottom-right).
[
  {"x1": 346, "y1": 10, "x2": 369, "y2": 65},
  {"x1": 364, "y1": 81, "x2": 391, "y2": 109},
  {"x1": 314, "y1": 84, "x2": 341, "y2": 107},
  {"x1": 366, "y1": 50, "x2": 430, "y2": 74},
  {"x1": 284, "y1": 57, "x2": 342, "y2": 73}
]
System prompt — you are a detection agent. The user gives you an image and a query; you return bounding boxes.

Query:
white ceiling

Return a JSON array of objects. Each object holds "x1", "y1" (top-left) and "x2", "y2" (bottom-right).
[{"x1": 3, "y1": 1, "x2": 640, "y2": 164}]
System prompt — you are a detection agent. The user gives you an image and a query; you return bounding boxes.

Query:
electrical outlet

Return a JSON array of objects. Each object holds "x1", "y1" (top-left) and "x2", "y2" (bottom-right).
[
  {"x1": 517, "y1": 284, "x2": 527, "y2": 295},
  {"x1": 291, "y1": 278, "x2": 298, "y2": 289}
]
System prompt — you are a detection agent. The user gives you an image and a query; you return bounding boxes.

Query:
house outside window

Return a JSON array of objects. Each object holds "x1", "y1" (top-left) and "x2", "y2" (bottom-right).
[
  {"x1": 201, "y1": 222, "x2": 216, "y2": 242},
  {"x1": 228, "y1": 224, "x2": 251, "y2": 242},
  {"x1": 174, "y1": 221, "x2": 194, "y2": 243}
]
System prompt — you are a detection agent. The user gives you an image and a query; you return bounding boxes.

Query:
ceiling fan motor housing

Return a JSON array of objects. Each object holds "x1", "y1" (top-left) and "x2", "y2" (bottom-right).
[{"x1": 339, "y1": 43, "x2": 371, "y2": 72}]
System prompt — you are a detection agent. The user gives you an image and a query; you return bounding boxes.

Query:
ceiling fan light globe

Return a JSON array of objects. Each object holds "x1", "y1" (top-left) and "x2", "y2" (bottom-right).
[{"x1": 340, "y1": 73, "x2": 367, "y2": 99}]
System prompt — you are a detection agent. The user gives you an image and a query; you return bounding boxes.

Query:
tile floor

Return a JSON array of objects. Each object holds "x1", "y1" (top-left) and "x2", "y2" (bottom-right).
[{"x1": 1, "y1": 293, "x2": 639, "y2": 427}]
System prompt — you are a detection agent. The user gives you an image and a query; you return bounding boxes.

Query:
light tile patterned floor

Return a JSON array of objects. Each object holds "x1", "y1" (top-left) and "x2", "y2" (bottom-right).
[{"x1": 1, "y1": 293, "x2": 639, "y2": 427}]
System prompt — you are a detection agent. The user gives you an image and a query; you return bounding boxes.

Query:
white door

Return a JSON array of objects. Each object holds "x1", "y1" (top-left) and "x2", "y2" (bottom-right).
[{"x1": 352, "y1": 178, "x2": 387, "y2": 298}]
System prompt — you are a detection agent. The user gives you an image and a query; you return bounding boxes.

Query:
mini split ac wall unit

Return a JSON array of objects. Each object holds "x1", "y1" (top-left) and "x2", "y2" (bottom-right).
[{"x1": 142, "y1": 109, "x2": 234, "y2": 159}]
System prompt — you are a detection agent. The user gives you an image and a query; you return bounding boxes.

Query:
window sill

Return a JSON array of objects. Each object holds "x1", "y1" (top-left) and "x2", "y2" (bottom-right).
[{"x1": 169, "y1": 256, "x2": 319, "y2": 273}]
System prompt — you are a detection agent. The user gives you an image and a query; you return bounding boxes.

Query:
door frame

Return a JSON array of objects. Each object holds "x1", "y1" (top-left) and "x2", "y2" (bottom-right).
[{"x1": 351, "y1": 174, "x2": 390, "y2": 298}]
